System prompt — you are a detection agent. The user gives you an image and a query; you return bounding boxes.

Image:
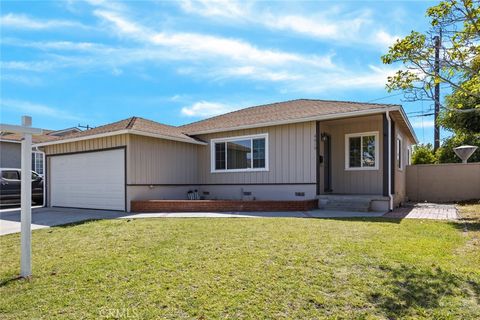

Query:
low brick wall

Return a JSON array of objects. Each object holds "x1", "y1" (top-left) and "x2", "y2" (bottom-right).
[{"x1": 131, "y1": 199, "x2": 318, "y2": 212}]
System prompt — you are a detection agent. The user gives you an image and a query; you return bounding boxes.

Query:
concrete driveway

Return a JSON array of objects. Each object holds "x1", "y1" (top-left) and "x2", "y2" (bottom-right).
[
  {"x1": 0, "y1": 207, "x2": 386, "y2": 235},
  {"x1": 0, "y1": 207, "x2": 129, "y2": 235}
]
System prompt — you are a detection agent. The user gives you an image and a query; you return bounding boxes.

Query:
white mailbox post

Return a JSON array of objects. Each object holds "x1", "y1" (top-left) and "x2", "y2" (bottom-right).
[{"x1": 0, "y1": 116, "x2": 43, "y2": 277}]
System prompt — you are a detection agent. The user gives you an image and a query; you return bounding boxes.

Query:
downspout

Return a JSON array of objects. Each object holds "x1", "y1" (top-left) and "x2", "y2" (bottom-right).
[
  {"x1": 386, "y1": 109, "x2": 393, "y2": 211},
  {"x1": 34, "y1": 146, "x2": 46, "y2": 208}
]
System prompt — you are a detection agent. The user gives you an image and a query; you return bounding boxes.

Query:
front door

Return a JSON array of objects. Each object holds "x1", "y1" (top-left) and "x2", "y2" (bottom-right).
[{"x1": 323, "y1": 134, "x2": 332, "y2": 192}]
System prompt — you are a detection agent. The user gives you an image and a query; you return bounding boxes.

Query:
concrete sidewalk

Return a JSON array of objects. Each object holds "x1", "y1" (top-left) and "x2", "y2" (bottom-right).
[
  {"x1": 1, "y1": 207, "x2": 385, "y2": 235},
  {"x1": 119, "y1": 210, "x2": 385, "y2": 219},
  {"x1": 3, "y1": 203, "x2": 457, "y2": 236}
]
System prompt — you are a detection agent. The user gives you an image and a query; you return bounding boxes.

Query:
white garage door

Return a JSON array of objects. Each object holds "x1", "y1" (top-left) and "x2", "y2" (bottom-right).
[{"x1": 50, "y1": 148, "x2": 125, "y2": 211}]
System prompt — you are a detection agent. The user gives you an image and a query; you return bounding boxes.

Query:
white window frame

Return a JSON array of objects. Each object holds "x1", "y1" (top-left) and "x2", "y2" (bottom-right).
[
  {"x1": 32, "y1": 151, "x2": 45, "y2": 176},
  {"x1": 407, "y1": 146, "x2": 412, "y2": 166},
  {"x1": 345, "y1": 131, "x2": 379, "y2": 171},
  {"x1": 397, "y1": 134, "x2": 403, "y2": 171},
  {"x1": 210, "y1": 133, "x2": 269, "y2": 173}
]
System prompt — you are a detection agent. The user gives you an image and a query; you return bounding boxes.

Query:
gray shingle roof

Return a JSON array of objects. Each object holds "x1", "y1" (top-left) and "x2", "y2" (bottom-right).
[{"x1": 181, "y1": 99, "x2": 398, "y2": 134}]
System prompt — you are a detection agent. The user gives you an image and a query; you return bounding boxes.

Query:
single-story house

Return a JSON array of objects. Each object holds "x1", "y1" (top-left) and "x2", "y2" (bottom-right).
[
  {"x1": 0, "y1": 127, "x2": 81, "y2": 175},
  {"x1": 34, "y1": 99, "x2": 417, "y2": 212}
]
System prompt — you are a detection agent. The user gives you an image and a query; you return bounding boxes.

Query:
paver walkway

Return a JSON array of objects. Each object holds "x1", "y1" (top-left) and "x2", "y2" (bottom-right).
[{"x1": 384, "y1": 202, "x2": 458, "y2": 220}]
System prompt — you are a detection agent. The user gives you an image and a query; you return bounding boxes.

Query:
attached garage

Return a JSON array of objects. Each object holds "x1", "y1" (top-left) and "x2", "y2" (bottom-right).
[
  {"x1": 36, "y1": 117, "x2": 205, "y2": 212},
  {"x1": 50, "y1": 148, "x2": 125, "y2": 211}
]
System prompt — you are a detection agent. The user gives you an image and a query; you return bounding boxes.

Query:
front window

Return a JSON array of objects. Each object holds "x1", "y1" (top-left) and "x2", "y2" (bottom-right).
[
  {"x1": 212, "y1": 134, "x2": 268, "y2": 172},
  {"x1": 345, "y1": 132, "x2": 379, "y2": 170}
]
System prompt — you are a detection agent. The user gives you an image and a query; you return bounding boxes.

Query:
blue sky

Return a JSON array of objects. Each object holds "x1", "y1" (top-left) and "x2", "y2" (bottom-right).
[{"x1": 1, "y1": 0, "x2": 445, "y2": 144}]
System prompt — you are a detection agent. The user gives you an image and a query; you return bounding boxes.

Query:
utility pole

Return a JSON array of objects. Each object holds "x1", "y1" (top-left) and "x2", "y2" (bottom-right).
[{"x1": 433, "y1": 34, "x2": 441, "y2": 151}]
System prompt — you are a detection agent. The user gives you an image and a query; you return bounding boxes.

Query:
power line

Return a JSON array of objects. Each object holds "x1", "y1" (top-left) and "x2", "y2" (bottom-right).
[
  {"x1": 410, "y1": 113, "x2": 435, "y2": 117},
  {"x1": 367, "y1": 92, "x2": 405, "y2": 103}
]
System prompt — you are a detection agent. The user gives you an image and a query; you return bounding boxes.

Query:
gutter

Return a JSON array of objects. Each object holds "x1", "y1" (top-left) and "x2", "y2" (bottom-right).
[{"x1": 386, "y1": 108, "x2": 393, "y2": 211}]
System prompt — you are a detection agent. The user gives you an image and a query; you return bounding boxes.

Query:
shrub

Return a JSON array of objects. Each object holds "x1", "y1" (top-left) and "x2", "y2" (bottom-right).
[{"x1": 412, "y1": 143, "x2": 437, "y2": 164}]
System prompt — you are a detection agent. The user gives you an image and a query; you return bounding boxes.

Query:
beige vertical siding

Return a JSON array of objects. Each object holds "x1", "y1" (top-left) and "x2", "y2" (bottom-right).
[
  {"x1": 394, "y1": 123, "x2": 414, "y2": 205},
  {"x1": 320, "y1": 115, "x2": 384, "y2": 194},
  {"x1": 43, "y1": 134, "x2": 128, "y2": 155},
  {"x1": 196, "y1": 122, "x2": 317, "y2": 184},
  {"x1": 128, "y1": 134, "x2": 200, "y2": 184},
  {"x1": 407, "y1": 163, "x2": 480, "y2": 202}
]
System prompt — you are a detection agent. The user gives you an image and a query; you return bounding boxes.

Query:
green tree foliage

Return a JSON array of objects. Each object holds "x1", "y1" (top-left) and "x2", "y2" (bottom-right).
[
  {"x1": 438, "y1": 55, "x2": 480, "y2": 134},
  {"x1": 382, "y1": 0, "x2": 480, "y2": 132},
  {"x1": 412, "y1": 144, "x2": 438, "y2": 164},
  {"x1": 437, "y1": 134, "x2": 480, "y2": 162}
]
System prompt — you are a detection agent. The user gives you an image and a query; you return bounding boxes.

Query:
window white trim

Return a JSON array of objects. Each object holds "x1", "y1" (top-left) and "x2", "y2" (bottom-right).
[
  {"x1": 396, "y1": 134, "x2": 403, "y2": 171},
  {"x1": 32, "y1": 151, "x2": 45, "y2": 176},
  {"x1": 345, "y1": 131, "x2": 379, "y2": 171},
  {"x1": 210, "y1": 133, "x2": 269, "y2": 173},
  {"x1": 407, "y1": 146, "x2": 412, "y2": 166}
]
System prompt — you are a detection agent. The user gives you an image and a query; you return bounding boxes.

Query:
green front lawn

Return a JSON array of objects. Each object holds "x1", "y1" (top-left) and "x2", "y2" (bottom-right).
[{"x1": 1, "y1": 217, "x2": 479, "y2": 319}]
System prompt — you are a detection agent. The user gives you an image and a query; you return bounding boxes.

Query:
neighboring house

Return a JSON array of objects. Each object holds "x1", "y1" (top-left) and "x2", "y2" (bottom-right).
[
  {"x1": 0, "y1": 127, "x2": 81, "y2": 175},
  {"x1": 34, "y1": 99, "x2": 417, "y2": 212}
]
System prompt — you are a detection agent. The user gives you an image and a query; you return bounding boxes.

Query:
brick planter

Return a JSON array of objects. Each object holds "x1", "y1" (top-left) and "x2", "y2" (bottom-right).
[{"x1": 131, "y1": 199, "x2": 318, "y2": 213}]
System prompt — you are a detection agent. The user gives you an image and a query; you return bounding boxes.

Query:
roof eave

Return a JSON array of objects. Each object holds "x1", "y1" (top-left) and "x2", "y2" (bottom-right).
[
  {"x1": 0, "y1": 139, "x2": 22, "y2": 144},
  {"x1": 389, "y1": 105, "x2": 419, "y2": 144},
  {"x1": 128, "y1": 129, "x2": 207, "y2": 145},
  {"x1": 33, "y1": 129, "x2": 207, "y2": 147}
]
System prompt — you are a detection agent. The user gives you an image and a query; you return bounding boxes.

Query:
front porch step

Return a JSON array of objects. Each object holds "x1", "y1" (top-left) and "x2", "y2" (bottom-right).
[{"x1": 318, "y1": 195, "x2": 389, "y2": 212}]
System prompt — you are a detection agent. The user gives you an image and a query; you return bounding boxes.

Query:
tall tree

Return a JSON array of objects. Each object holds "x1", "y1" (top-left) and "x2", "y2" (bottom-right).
[{"x1": 382, "y1": 0, "x2": 480, "y2": 134}]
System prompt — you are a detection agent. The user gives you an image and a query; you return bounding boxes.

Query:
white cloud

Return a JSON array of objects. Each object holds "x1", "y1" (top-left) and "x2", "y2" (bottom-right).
[
  {"x1": 176, "y1": 1, "x2": 398, "y2": 49},
  {"x1": 94, "y1": 9, "x2": 334, "y2": 68},
  {"x1": 219, "y1": 66, "x2": 302, "y2": 81},
  {"x1": 180, "y1": 0, "x2": 248, "y2": 19},
  {"x1": 0, "y1": 13, "x2": 86, "y2": 29},
  {"x1": 0, "y1": 61, "x2": 58, "y2": 72},
  {"x1": 263, "y1": 11, "x2": 370, "y2": 43},
  {"x1": 0, "y1": 99, "x2": 83, "y2": 121},
  {"x1": 181, "y1": 101, "x2": 237, "y2": 117},
  {"x1": 289, "y1": 65, "x2": 397, "y2": 93},
  {"x1": 94, "y1": 10, "x2": 143, "y2": 35},
  {"x1": 374, "y1": 30, "x2": 400, "y2": 49},
  {"x1": 1, "y1": 74, "x2": 43, "y2": 86},
  {"x1": 1, "y1": 1, "x2": 399, "y2": 95},
  {"x1": 2, "y1": 38, "x2": 108, "y2": 51}
]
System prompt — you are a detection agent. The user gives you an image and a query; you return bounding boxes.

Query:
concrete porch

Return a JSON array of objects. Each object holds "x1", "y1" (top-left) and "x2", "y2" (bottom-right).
[{"x1": 318, "y1": 194, "x2": 390, "y2": 212}]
